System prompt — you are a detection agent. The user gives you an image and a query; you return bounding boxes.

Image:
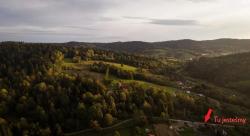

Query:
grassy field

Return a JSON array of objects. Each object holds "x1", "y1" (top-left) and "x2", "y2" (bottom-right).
[
  {"x1": 87, "y1": 60, "x2": 138, "y2": 72},
  {"x1": 62, "y1": 58, "x2": 178, "y2": 94},
  {"x1": 111, "y1": 79, "x2": 177, "y2": 94},
  {"x1": 63, "y1": 59, "x2": 138, "y2": 71},
  {"x1": 62, "y1": 58, "x2": 84, "y2": 70}
]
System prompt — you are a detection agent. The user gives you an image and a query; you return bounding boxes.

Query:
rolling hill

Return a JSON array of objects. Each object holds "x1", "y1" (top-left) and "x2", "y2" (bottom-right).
[
  {"x1": 185, "y1": 52, "x2": 250, "y2": 96},
  {"x1": 66, "y1": 38, "x2": 250, "y2": 60},
  {"x1": 1, "y1": 41, "x2": 250, "y2": 135}
]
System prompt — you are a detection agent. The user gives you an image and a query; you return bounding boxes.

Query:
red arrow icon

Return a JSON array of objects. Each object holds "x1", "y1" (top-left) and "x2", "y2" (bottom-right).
[{"x1": 204, "y1": 108, "x2": 213, "y2": 123}]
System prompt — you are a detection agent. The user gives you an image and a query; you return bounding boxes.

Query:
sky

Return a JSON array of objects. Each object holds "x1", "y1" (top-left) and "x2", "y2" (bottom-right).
[{"x1": 1, "y1": 0, "x2": 250, "y2": 42}]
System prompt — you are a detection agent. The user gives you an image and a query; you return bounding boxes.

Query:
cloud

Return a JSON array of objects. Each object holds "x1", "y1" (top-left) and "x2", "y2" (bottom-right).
[
  {"x1": 123, "y1": 16, "x2": 149, "y2": 20},
  {"x1": 0, "y1": 0, "x2": 249, "y2": 42},
  {"x1": 150, "y1": 19, "x2": 198, "y2": 26},
  {"x1": 0, "y1": 26, "x2": 90, "y2": 36},
  {"x1": 63, "y1": 26, "x2": 98, "y2": 31},
  {"x1": 187, "y1": 0, "x2": 217, "y2": 3},
  {"x1": 0, "y1": 0, "x2": 119, "y2": 41},
  {"x1": 0, "y1": 0, "x2": 117, "y2": 27},
  {"x1": 124, "y1": 16, "x2": 199, "y2": 26}
]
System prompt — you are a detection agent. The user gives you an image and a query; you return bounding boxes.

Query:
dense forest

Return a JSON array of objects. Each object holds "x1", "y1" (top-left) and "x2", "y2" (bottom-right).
[
  {"x1": 0, "y1": 42, "x2": 181, "y2": 135},
  {"x1": 0, "y1": 42, "x2": 249, "y2": 136},
  {"x1": 186, "y1": 52, "x2": 250, "y2": 96}
]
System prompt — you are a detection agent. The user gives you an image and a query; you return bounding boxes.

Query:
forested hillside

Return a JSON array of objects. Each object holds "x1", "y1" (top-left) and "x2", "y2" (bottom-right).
[
  {"x1": 78, "y1": 39, "x2": 250, "y2": 60},
  {"x1": 186, "y1": 52, "x2": 250, "y2": 96},
  {"x1": 0, "y1": 42, "x2": 249, "y2": 136}
]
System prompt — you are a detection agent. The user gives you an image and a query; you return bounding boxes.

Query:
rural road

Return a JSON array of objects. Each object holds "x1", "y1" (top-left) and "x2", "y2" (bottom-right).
[
  {"x1": 168, "y1": 119, "x2": 235, "y2": 128},
  {"x1": 65, "y1": 117, "x2": 236, "y2": 136}
]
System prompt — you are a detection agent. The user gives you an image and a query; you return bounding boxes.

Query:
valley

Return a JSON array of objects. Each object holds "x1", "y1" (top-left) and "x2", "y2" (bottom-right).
[{"x1": 0, "y1": 41, "x2": 250, "y2": 136}]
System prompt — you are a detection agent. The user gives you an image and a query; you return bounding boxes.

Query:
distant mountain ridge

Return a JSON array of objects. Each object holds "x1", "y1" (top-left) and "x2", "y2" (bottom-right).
[
  {"x1": 3, "y1": 38, "x2": 250, "y2": 60},
  {"x1": 69, "y1": 38, "x2": 250, "y2": 60}
]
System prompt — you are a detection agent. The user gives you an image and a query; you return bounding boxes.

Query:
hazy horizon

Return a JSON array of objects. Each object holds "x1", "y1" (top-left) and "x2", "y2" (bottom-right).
[{"x1": 2, "y1": 38, "x2": 250, "y2": 44}]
